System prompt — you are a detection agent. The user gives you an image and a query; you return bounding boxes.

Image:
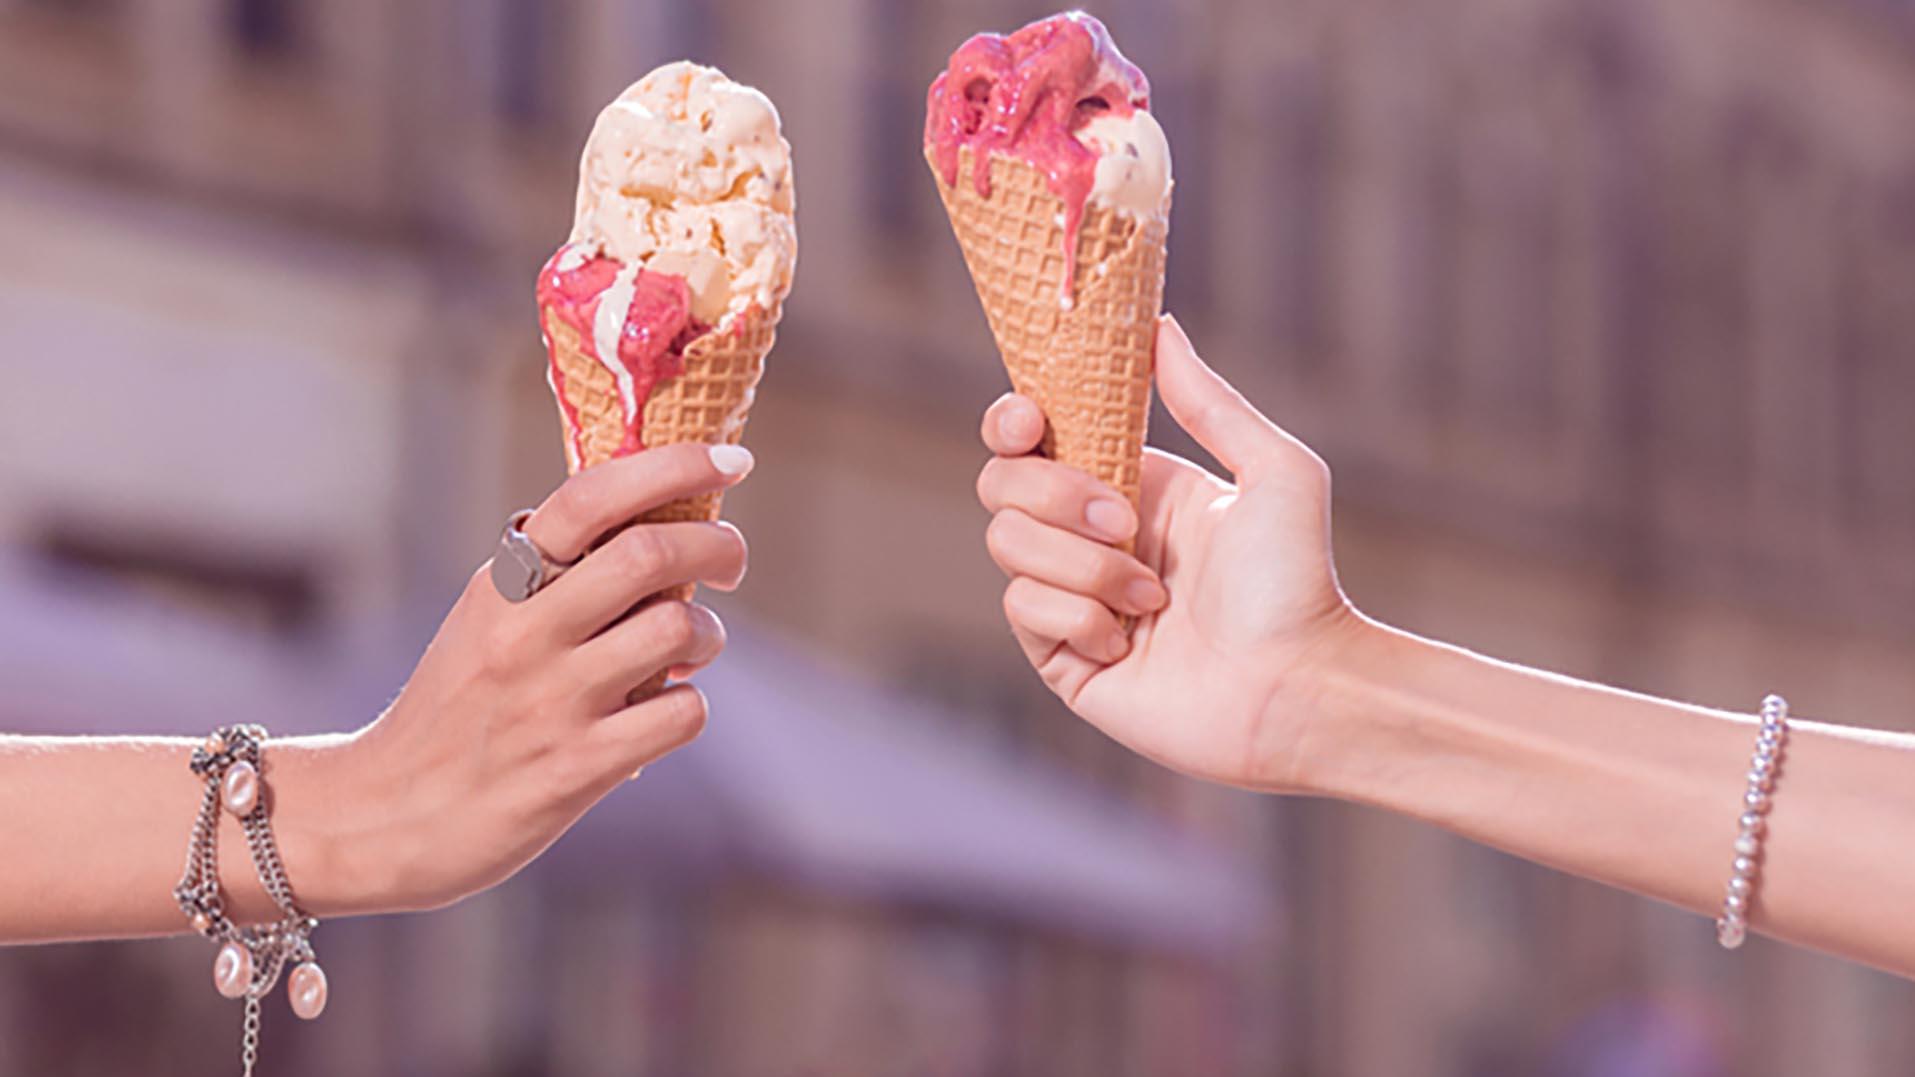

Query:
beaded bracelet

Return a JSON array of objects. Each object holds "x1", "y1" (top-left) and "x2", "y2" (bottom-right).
[
  {"x1": 174, "y1": 725, "x2": 327, "y2": 1075},
  {"x1": 1716, "y1": 694, "x2": 1789, "y2": 949}
]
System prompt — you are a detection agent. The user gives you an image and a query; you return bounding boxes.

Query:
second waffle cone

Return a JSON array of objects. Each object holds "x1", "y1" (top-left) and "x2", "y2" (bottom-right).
[{"x1": 927, "y1": 146, "x2": 1169, "y2": 553}]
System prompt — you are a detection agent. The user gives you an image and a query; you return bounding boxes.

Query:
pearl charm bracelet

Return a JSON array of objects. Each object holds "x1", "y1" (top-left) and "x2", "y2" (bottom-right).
[{"x1": 173, "y1": 724, "x2": 327, "y2": 1076}]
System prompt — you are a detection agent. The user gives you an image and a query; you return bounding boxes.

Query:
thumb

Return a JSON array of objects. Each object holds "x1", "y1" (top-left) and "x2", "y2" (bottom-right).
[{"x1": 1153, "y1": 314, "x2": 1311, "y2": 486}]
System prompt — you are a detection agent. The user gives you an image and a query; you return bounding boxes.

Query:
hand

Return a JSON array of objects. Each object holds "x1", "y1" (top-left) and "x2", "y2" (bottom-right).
[
  {"x1": 326, "y1": 444, "x2": 752, "y2": 914},
  {"x1": 976, "y1": 315, "x2": 1364, "y2": 793}
]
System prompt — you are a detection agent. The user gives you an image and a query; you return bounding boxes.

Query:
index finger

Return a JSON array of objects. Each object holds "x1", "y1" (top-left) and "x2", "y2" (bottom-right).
[
  {"x1": 525, "y1": 443, "x2": 754, "y2": 562},
  {"x1": 981, "y1": 393, "x2": 1046, "y2": 457}
]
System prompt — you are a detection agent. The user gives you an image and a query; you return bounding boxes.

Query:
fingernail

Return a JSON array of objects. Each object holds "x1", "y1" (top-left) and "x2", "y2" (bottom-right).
[
  {"x1": 1084, "y1": 499, "x2": 1133, "y2": 541},
  {"x1": 1125, "y1": 578, "x2": 1167, "y2": 613},
  {"x1": 999, "y1": 404, "x2": 1040, "y2": 445},
  {"x1": 709, "y1": 444, "x2": 754, "y2": 477},
  {"x1": 1103, "y1": 631, "x2": 1131, "y2": 662}
]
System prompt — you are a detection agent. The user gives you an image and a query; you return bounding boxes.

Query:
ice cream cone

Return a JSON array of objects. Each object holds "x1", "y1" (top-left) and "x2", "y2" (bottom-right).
[{"x1": 927, "y1": 145, "x2": 1169, "y2": 552}]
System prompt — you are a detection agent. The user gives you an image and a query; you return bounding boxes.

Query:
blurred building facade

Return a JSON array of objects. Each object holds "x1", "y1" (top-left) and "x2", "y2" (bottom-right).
[{"x1": 2, "y1": 0, "x2": 1914, "y2": 1075}]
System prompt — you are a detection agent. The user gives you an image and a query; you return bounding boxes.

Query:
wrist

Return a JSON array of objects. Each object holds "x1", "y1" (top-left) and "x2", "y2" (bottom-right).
[
  {"x1": 1241, "y1": 602, "x2": 1397, "y2": 797},
  {"x1": 265, "y1": 732, "x2": 399, "y2": 920},
  {"x1": 1266, "y1": 611, "x2": 1436, "y2": 802}
]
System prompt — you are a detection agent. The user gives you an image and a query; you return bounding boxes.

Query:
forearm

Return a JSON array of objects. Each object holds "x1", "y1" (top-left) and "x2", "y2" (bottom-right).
[
  {"x1": 1311, "y1": 619, "x2": 1915, "y2": 977},
  {"x1": 0, "y1": 734, "x2": 382, "y2": 944}
]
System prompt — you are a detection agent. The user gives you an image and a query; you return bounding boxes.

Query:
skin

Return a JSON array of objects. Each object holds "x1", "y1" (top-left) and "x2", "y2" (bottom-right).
[
  {"x1": 0, "y1": 443, "x2": 753, "y2": 943},
  {"x1": 977, "y1": 314, "x2": 1915, "y2": 979}
]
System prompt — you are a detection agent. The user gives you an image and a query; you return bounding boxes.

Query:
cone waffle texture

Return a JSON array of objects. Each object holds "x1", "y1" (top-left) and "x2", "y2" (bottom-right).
[
  {"x1": 539, "y1": 303, "x2": 777, "y2": 606},
  {"x1": 927, "y1": 145, "x2": 1168, "y2": 550}
]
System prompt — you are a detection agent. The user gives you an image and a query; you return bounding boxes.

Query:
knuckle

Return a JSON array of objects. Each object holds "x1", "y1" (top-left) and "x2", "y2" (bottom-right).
[
  {"x1": 649, "y1": 600, "x2": 700, "y2": 650},
  {"x1": 1036, "y1": 468, "x2": 1076, "y2": 517},
  {"x1": 656, "y1": 444, "x2": 711, "y2": 492},
  {"x1": 1066, "y1": 602, "x2": 1105, "y2": 641},
  {"x1": 612, "y1": 527, "x2": 671, "y2": 580},
  {"x1": 551, "y1": 474, "x2": 607, "y2": 534},
  {"x1": 549, "y1": 740, "x2": 608, "y2": 795},
  {"x1": 1074, "y1": 547, "x2": 1116, "y2": 591},
  {"x1": 480, "y1": 618, "x2": 533, "y2": 679}
]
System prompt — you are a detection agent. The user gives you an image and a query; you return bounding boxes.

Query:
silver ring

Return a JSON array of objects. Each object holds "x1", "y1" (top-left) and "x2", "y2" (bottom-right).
[{"x1": 490, "y1": 509, "x2": 575, "y2": 603}]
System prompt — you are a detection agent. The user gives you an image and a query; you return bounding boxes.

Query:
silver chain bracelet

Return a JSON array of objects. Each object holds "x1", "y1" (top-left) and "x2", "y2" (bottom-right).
[
  {"x1": 173, "y1": 724, "x2": 328, "y2": 1076},
  {"x1": 1716, "y1": 694, "x2": 1790, "y2": 949}
]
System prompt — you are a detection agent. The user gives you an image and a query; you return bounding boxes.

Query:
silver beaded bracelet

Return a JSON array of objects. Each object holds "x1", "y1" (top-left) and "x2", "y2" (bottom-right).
[
  {"x1": 174, "y1": 724, "x2": 328, "y2": 1076},
  {"x1": 1716, "y1": 694, "x2": 1790, "y2": 949}
]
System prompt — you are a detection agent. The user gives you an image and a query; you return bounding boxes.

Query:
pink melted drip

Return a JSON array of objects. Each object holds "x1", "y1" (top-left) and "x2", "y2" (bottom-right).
[
  {"x1": 536, "y1": 247, "x2": 709, "y2": 465},
  {"x1": 924, "y1": 11, "x2": 1149, "y2": 300}
]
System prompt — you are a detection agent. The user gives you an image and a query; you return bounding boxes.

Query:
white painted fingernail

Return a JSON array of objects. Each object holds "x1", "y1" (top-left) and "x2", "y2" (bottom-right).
[{"x1": 709, "y1": 444, "x2": 754, "y2": 477}]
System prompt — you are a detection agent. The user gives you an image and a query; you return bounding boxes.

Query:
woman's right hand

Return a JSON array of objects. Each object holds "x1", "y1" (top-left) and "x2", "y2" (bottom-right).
[
  {"x1": 976, "y1": 316, "x2": 1369, "y2": 795},
  {"x1": 324, "y1": 444, "x2": 752, "y2": 915}
]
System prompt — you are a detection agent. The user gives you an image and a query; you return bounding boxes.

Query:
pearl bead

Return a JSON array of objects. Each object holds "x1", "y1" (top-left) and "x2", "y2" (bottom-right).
[
  {"x1": 214, "y1": 942, "x2": 253, "y2": 999},
  {"x1": 1728, "y1": 875, "x2": 1752, "y2": 897},
  {"x1": 1733, "y1": 856, "x2": 1758, "y2": 877},
  {"x1": 1718, "y1": 918, "x2": 1747, "y2": 949},
  {"x1": 1724, "y1": 892, "x2": 1748, "y2": 914},
  {"x1": 1744, "y1": 790, "x2": 1769, "y2": 813},
  {"x1": 1752, "y1": 748, "x2": 1776, "y2": 772},
  {"x1": 1748, "y1": 769, "x2": 1773, "y2": 792},
  {"x1": 1733, "y1": 833, "x2": 1760, "y2": 857},
  {"x1": 1739, "y1": 813, "x2": 1766, "y2": 836},
  {"x1": 203, "y1": 734, "x2": 223, "y2": 756},
  {"x1": 288, "y1": 961, "x2": 328, "y2": 1020},
  {"x1": 222, "y1": 761, "x2": 259, "y2": 817},
  {"x1": 190, "y1": 911, "x2": 212, "y2": 935}
]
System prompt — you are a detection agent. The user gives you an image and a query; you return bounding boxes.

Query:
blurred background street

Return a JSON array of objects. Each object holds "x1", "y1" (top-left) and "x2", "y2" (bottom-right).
[{"x1": 2, "y1": 0, "x2": 1914, "y2": 1074}]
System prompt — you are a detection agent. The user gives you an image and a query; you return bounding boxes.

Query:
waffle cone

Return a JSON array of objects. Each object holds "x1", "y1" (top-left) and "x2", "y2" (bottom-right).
[
  {"x1": 539, "y1": 302, "x2": 775, "y2": 695},
  {"x1": 927, "y1": 145, "x2": 1168, "y2": 551}
]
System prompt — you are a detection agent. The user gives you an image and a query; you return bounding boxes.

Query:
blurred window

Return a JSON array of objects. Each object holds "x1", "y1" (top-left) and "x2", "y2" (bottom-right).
[
  {"x1": 1265, "y1": 66, "x2": 1330, "y2": 366},
  {"x1": 865, "y1": 0, "x2": 926, "y2": 244},
  {"x1": 664, "y1": 0, "x2": 714, "y2": 67},
  {"x1": 495, "y1": 0, "x2": 551, "y2": 123},
  {"x1": 229, "y1": 0, "x2": 301, "y2": 56},
  {"x1": 34, "y1": 524, "x2": 321, "y2": 638}
]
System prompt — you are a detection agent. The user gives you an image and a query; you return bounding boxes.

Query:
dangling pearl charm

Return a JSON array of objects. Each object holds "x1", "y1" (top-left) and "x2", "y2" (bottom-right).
[
  {"x1": 222, "y1": 761, "x2": 259, "y2": 816},
  {"x1": 190, "y1": 910, "x2": 212, "y2": 935},
  {"x1": 288, "y1": 961, "x2": 328, "y2": 1019},
  {"x1": 214, "y1": 941, "x2": 253, "y2": 999}
]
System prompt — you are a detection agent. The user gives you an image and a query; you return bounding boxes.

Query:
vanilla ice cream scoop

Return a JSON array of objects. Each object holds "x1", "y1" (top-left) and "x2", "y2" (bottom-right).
[
  {"x1": 1078, "y1": 109, "x2": 1172, "y2": 217},
  {"x1": 570, "y1": 61, "x2": 797, "y2": 326}
]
